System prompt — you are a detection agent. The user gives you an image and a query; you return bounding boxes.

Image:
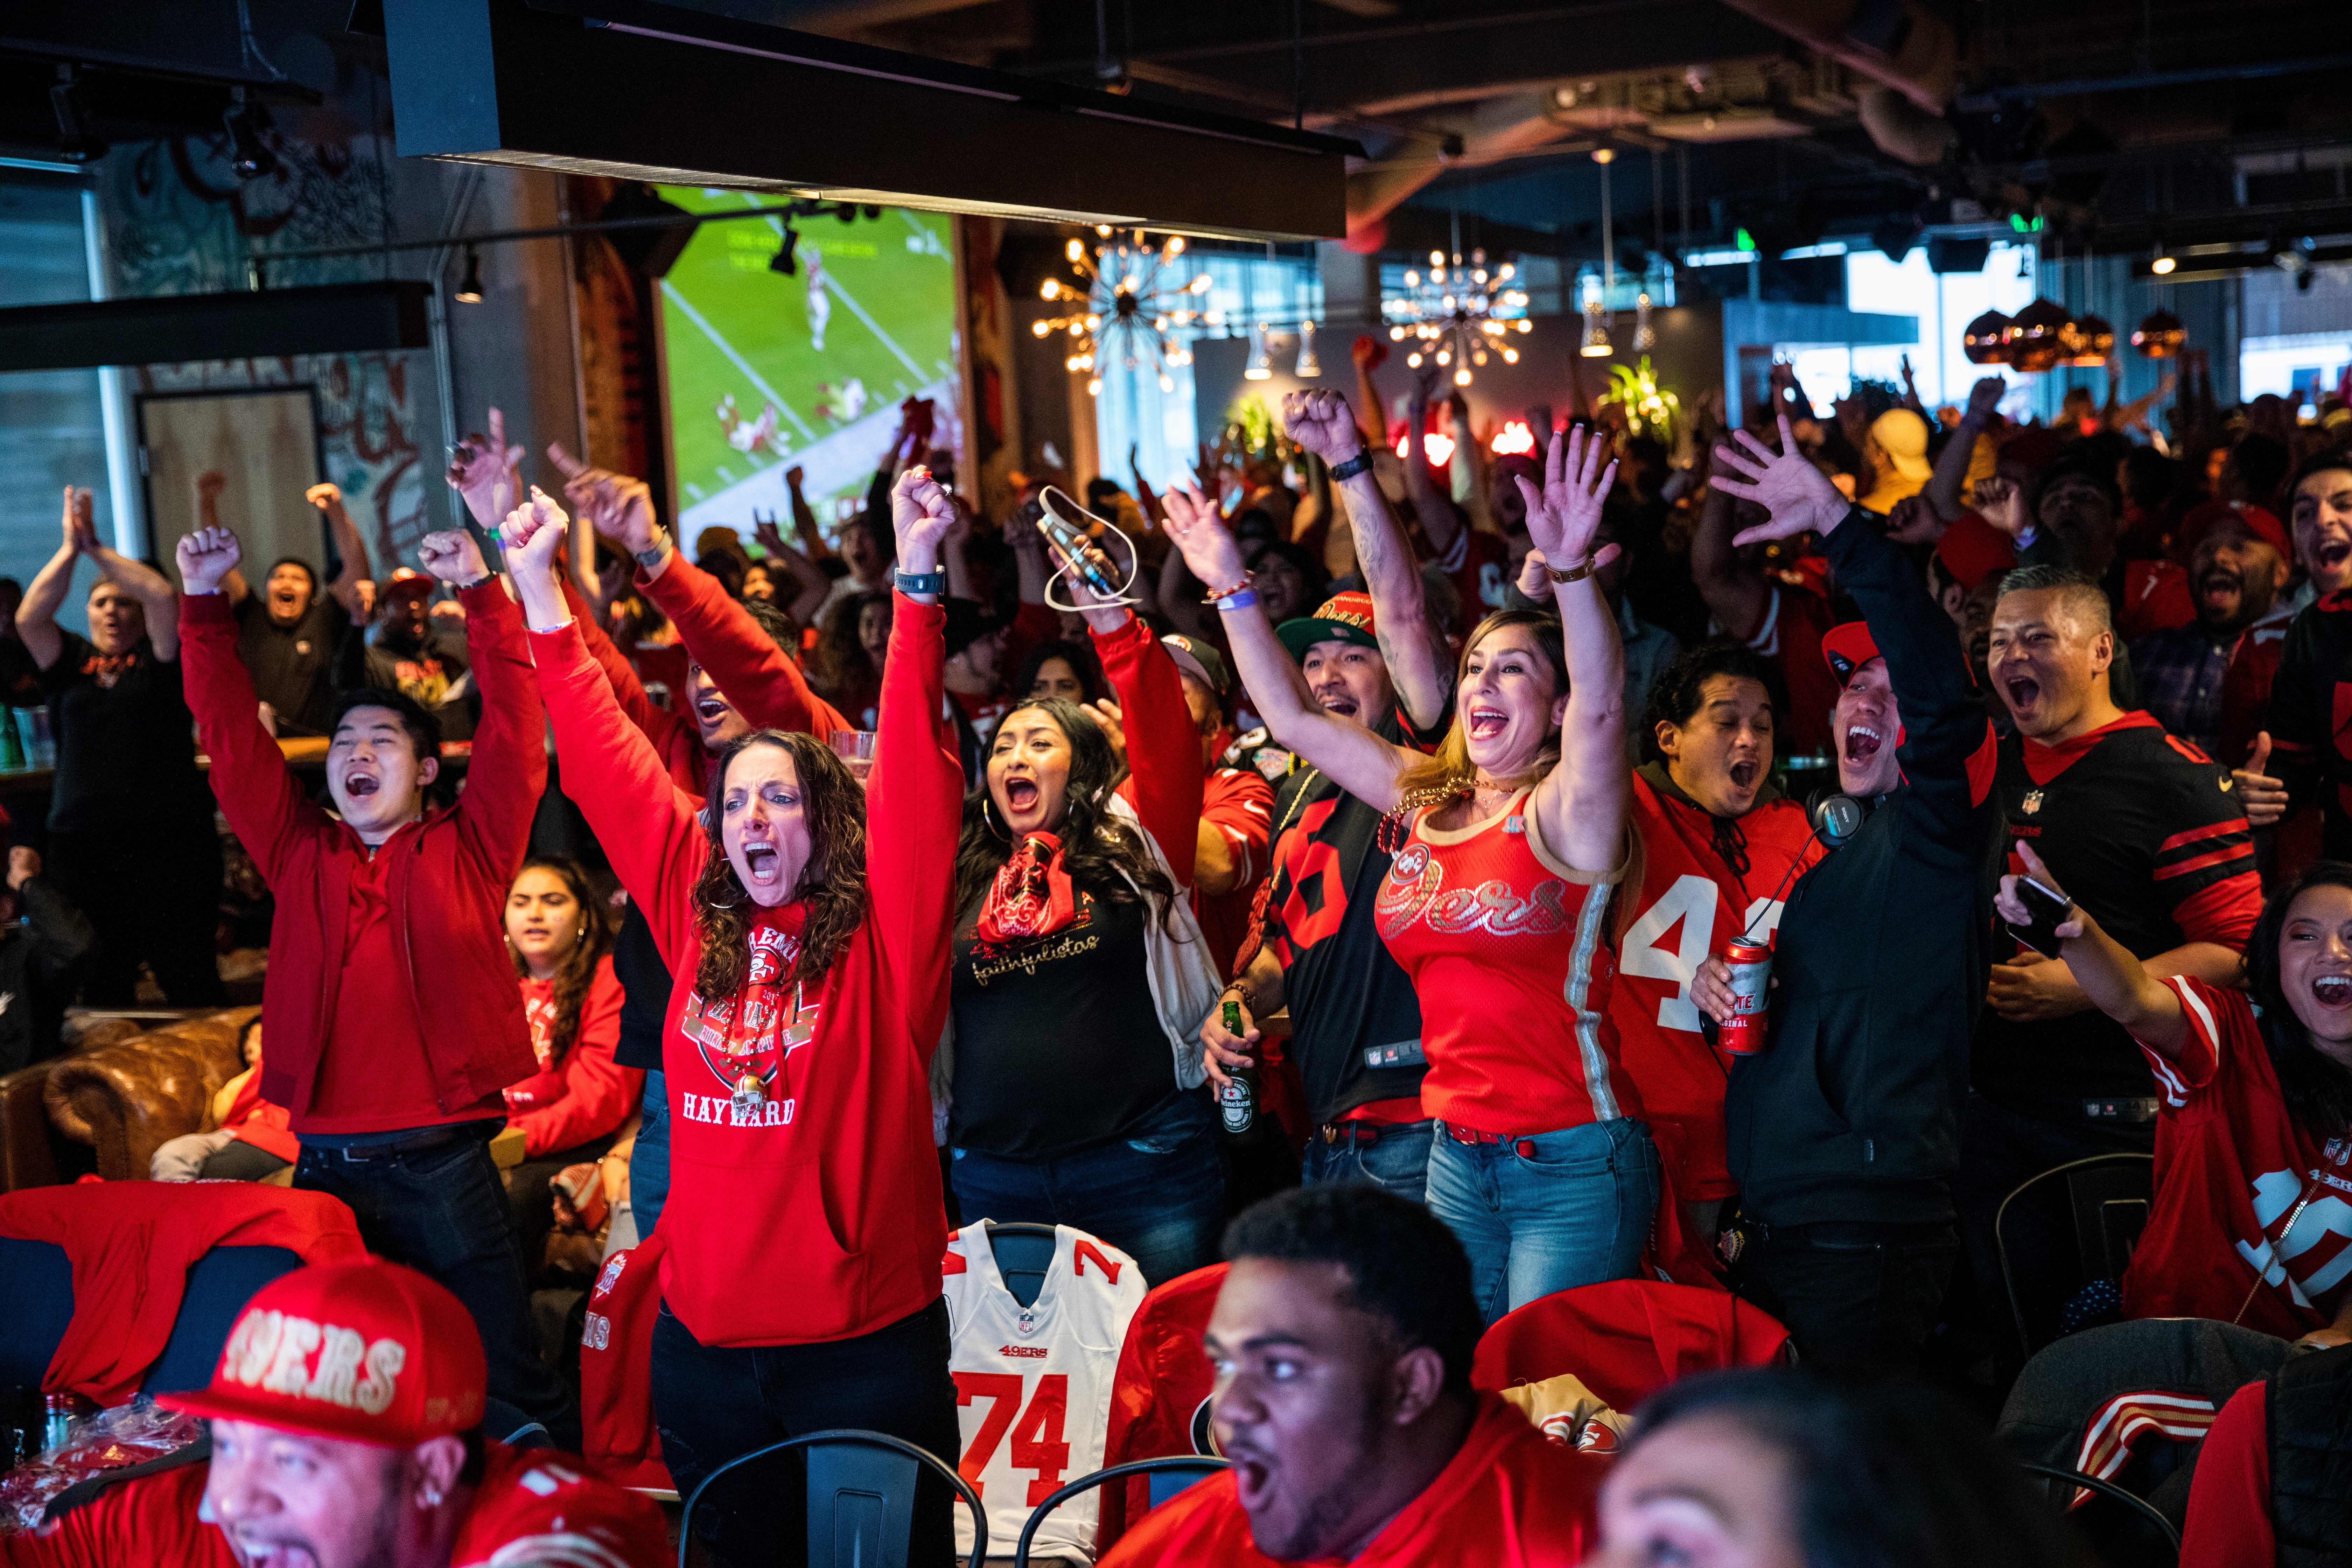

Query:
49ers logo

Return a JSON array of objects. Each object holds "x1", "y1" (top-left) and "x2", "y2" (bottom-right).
[
  {"x1": 1374, "y1": 840, "x2": 1569, "y2": 940},
  {"x1": 677, "y1": 925, "x2": 818, "y2": 1126}
]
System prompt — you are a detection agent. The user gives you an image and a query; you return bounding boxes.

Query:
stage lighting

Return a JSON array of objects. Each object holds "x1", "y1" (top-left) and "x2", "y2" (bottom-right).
[
  {"x1": 223, "y1": 88, "x2": 276, "y2": 180},
  {"x1": 770, "y1": 227, "x2": 801, "y2": 276},
  {"x1": 453, "y1": 247, "x2": 485, "y2": 304},
  {"x1": 50, "y1": 65, "x2": 107, "y2": 164}
]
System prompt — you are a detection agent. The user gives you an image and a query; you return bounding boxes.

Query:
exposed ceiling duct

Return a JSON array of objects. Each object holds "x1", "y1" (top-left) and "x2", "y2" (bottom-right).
[
  {"x1": 1712, "y1": 0, "x2": 1956, "y2": 164},
  {"x1": 383, "y1": 0, "x2": 1358, "y2": 241}
]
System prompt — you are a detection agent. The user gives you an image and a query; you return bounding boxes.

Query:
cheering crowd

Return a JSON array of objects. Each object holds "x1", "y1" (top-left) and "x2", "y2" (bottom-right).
[{"x1": 5, "y1": 354, "x2": 2352, "y2": 1568}]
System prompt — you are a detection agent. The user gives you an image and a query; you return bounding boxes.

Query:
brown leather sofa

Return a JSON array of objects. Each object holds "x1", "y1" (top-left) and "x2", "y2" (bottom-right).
[{"x1": 4, "y1": 1010, "x2": 257, "y2": 1188}]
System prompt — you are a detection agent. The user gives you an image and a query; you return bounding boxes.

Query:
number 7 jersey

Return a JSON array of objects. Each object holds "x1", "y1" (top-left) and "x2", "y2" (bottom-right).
[
  {"x1": 1612, "y1": 769, "x2": 1824, "y2": 1201},
  {"x1": 943, "y1": 1220, "x2": 1149, "y2": 1561}
]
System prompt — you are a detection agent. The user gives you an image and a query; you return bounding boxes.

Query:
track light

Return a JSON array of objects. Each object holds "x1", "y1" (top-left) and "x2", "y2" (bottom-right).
[
  {"x1": 2150, "y1": 239, "x2": 2175, "y2": 276},
  {"x1": 1293, "y1": 319, "x2": 1321, "y2": 379},
  {"x1": 769, "y1": 227, "x2": 800, "y2": 276},
  {"x1": 50, "y1": 65, "x2": 107, "y2": 164},
  {"x1": 453, "y1": 247, "x2": 484, "y2": 304},
  {"x1": 222, "y1": 88, "x2": 276, "y2": 180},
  {"x1": 1244, "y1": 323, "x2": 1273, "y2": 380}
]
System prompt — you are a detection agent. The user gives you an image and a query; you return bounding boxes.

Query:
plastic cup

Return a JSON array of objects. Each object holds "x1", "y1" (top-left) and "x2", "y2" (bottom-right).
[{"x1": 830, "y1": 729, "x2": 877, "y2": 783}]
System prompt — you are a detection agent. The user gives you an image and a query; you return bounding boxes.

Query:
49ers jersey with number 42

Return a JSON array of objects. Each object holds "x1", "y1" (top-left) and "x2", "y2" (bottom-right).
[{"x1": 943, "y1": 1221, "x2": 1147, "y2": 1562}]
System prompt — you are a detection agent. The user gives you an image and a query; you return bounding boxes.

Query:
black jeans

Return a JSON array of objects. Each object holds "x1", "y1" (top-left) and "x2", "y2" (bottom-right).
[
  {"x1": 47, "y1": 821, "x2": 225, "y2": 1008},
  {"x1": 294, "y1": 1123, "x2": 580, "y2": 1449},
  {"x1": 1738, "y1": 1217, "x2": 1959, "y2": 1378},
  {"x1": 654, "y1": 1296, "x2": 961, "y2": 1568}
]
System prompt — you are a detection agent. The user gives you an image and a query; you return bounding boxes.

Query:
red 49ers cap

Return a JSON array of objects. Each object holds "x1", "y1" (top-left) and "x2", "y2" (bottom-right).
[
  {"x1": 1821, "y1": 621, "x2": 1882, "y2": 681},
  {"x1": 159, "y1": 1258, "x2": 486, "y2": 1448}
]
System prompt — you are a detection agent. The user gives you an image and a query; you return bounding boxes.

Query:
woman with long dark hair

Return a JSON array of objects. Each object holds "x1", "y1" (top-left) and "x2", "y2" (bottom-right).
[
  {"x1": 1163, "y1": 428, "x2": 1657, "y2": 1322},
  {"x1": 940, "y1": 544, "x2": 1225, "y2": 1286},
  {"x1": 499, "y1": 855, "x2": 634, "y2": 1269},
  {"x1": 1996, "y1": 847, "x2": 2352, "y2": 1343},
  {"x1": 498, "y1": 471, "x2": 966, "y2": 1563}
]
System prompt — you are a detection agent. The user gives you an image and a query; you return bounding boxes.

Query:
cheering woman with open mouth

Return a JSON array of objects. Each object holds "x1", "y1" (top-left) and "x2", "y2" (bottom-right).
[
  {"x1": 499, "y1": 469, "x2": 965, "y2": 1565},
  {"x1": 1163, "y1": 426, "x2": 1658, "y2": 1323}
]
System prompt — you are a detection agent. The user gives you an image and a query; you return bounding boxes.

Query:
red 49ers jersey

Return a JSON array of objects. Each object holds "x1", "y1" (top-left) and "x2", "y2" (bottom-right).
[
  {"x1": 1612, "y1": 774, "x2": 1823, "y2": 1199},
  {"x1": 943, "y1": 1220, "x2": 1148, "y2": 1562}
]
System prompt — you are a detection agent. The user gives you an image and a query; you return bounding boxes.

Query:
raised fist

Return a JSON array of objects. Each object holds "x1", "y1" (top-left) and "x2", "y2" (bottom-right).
[
  {"x1": 177, "y1": 525, "x2": 243, "y2": 595},
  {"x1": 416, "y1": 528, "x2": 491, "y2": 587},
  {"x1": 304, "y1": 482, "x2": 344, "y2": 513},
  {"x1": 498, "y1": 488, "x2": 570, "y2": 581},
  {"x1": 1281, "y1": 388, "x2": 1362, "y2": 466}
]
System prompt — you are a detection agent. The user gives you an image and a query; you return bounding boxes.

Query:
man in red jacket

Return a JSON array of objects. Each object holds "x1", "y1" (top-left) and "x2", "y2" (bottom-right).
[
  {"x1": 1101, "y1": 1186, "x2": 1602, "y2": 1567},
  {"x1": 2, "y1": 1258, "x2": 664, "y2": 1568},
  {"x1": 175, "y1": 522, "x2": 576, "y2": 1448}
]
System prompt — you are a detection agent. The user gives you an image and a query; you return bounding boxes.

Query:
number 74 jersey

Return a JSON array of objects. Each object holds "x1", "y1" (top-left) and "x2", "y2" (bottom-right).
[
  {"x1": 1611, "y1": 772, "x2": 1824, "y2": 1201},
  {"x1": 943, "y1": 1220, "x2": 1148, "y2": 1561}
]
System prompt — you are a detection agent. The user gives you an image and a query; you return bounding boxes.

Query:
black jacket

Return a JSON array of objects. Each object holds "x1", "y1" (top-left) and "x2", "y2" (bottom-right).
[
  {"x1": 1725, "y1": 510, "x2": 2002, "y2": 1227},
  {"x1": 2271, "y1": 1341, "x2": 2352, "y2": 1568},
  {"x1": 0, "y1": 876, "x2": 98, "y2": 1076}
]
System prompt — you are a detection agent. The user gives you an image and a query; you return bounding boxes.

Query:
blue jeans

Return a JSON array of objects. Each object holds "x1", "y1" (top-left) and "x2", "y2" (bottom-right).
[
  {"x1": 1424, "y1": 1116, "x2": 1660, "y2": 1325},
  {"x1": 631, "y1": 1069, "x2": 671, "y2": 1239},
  {"x1": 950, "y1": 1095, "x2": 1225, "y2": 1289},
  {"x1": 1300, "y1": 1119, "x2": 1435, "y2": 1198},
  {"x1": 295, "y1": 1124, "x2": 580, "y2": 1449}
]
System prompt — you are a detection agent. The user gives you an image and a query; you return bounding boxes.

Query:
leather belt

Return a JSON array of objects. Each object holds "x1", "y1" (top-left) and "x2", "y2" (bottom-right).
[
  {"x1": 323, "y1": 1126, "x2": 467, "y2": 1162},
  {"x1": 1440, "y1": 1121, "x2": 1514, "y2": 1145},
  {"x1": 1319, "y1": 1122, "x2": 1389, "y2": 1146}
]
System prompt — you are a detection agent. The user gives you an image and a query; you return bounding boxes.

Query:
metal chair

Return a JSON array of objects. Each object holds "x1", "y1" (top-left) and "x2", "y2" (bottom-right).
[
  {"x1": 675, "y1": 1428, "x2": 986, "y2": 1568},
  {"x1": 1012, "y1": 1456, "x2": 1231, "y2": 1568},
  {"x1": 2015, "y1": 1459, "x2": 2180, "y2": 1561},
  {"x1": 1994, "y1": 1152, "x2": 2155, "y2": 1356}
]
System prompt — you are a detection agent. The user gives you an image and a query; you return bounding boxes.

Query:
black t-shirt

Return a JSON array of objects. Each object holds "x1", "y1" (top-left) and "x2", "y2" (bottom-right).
[
  {"x1": 0, "y1": 638, "x2": 43, "y2": 709},
  {"x1": 609, "y1": 896, "x2": 671, "y2": 1072},
  {"x1": 948, "y1": 889, "x2": 1175, "y2": 1161},
  {"x1": 233, "y1": 595, "x2": 347, "y2": 737},
  {"x1": 1975, "y1": 713, "x2": 2262, "y2": 1112},
  {"x1": 352, "y1": 626, "x2": 477, "y2": 743},
  {"x1": 36, "y1": 633, "x2": 209, "y2": 833}
]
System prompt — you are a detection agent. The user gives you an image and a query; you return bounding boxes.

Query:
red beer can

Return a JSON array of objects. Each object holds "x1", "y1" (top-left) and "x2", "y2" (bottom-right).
[{"x1": 1720, "y1": 937, "x2": 1773, "y2": 1056}]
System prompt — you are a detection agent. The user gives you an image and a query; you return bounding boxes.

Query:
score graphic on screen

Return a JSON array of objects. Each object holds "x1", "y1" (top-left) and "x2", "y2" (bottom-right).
[{"x1": 656, "y1": 188, "x2": 960, "y2": 539}]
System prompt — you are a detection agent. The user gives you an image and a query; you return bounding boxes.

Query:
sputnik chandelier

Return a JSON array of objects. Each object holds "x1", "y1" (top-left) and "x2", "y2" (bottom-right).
[
  {"x1": 1036, "y1": 227, "x2": 1213, "y2": 397},
  {"x1": 1382, "y1": 245, "x2": 1532, "y2": 386}
]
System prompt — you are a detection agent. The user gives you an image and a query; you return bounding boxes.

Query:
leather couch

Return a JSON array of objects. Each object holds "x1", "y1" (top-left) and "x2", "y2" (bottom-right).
[{"x1": 6, "y1": 1010, "x2": 257, "y2": 1188}]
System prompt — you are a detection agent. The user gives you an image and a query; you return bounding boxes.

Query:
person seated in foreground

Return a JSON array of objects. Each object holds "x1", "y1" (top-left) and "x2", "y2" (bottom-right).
[
  {"x1": 149, "y1": 1015, "x2": 297, "y2": 1182},
  {"x1": 0, "y1": 1257, "x2": 665, "y2": 1568},
  {"x1": 1099, "y1": 1185, "x2": 1603, "y2": 1567},
  {"x1": 1592, "y1": 1368, "x2": 2081, "y2": 1568}
]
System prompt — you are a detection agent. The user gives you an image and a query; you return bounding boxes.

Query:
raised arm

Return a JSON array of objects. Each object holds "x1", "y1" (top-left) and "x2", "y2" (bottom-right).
[
  {"x1": 173, "y1": 527, "x2": 323, "y2": 882},
  {"x1": 1926, "y1": 378, "x2": 2004, "y2": 523},
  {"x1": 867, "y1": 470, "x2": 965, "y2": 1050},
  {"x1": 1397, "y1": 374, "x2": 1466, "y2": 564},
  {"x1": 754, "y1": 511, "x2": 834, "y2": 627},
  {"x1": 416, "y1": 528, "x2": 546, "y2": 874},
  {"x1": 1993, "y1": 842, "x2": 2190, "y2": 1057},
  {"x1": 1689, "y1": 479, "x2": 1770, "y2": 639},
  {"x1": 17, "y1": 489, "x2": 86, "y2": 672},
  {"x1": 307, "y1": 483, "x2": 374, "y2": 616},
  {"x1": 1519, "y1": 427, "x2": 1631, "y2": 872},
  {"x1": 1091, "y1": 615, "x2": 1204, "y2": 890},
  {"x1": 501, "y1": 493, "x2": 707, "y2": 969},
  {"x1": 1350, "y1": 335, "x2": 1390, "y2": 448},
  {"x1": 1162, "y1": 483, "x2": 1415, "y2": 811},
  {"x1": 1282, "y1": 389, "x2": 1450, "y2": 730}
]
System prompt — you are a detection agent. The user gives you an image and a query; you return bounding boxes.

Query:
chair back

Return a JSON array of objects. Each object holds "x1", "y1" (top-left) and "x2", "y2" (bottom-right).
[
  {"x1": 986, "y1": 1220, "x2": 1059, "y2": 1310},
  {"x1": 1472, "y1": 1278, "x2": 1792, "y2": 1412},
  {"x1": 1995, "y1": 1153, "x2": 2155, "y2": 1355},
  {"x1": 2015, "y1": 1459, "x2": 2179, "y2": 1562},
  {"x1": 1013, "y1": 1457, "x2": 1230, "y2": 1568},
  {"x1": 675, "y1": 1428, "x2": 985, "y2": 1568}
]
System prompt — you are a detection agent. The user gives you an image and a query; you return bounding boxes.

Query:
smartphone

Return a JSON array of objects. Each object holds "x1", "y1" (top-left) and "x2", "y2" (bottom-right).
[{"x1": 2007, "y1": 876, "x2": 2073, "y2": 958}]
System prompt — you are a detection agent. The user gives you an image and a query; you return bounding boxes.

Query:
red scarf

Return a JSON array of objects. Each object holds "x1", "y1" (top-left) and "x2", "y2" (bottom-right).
[{"x1": 975, "y1": 832, "x2": 1082, "y2": 944}]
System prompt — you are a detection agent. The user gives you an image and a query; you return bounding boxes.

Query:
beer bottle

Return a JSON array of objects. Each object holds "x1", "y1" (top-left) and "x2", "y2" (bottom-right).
[
  {"x1": 1217, "y1": 997, "x2": 1266, "y2": 1142},
  {"x1": 0, "y1": 708, "x2": 24, "y2": 773}
]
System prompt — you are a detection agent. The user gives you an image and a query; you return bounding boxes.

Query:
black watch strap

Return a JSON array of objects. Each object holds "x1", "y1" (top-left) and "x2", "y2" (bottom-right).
[{"x1": 1328, "y1": 450, "x2": 1374, "y2": 482}]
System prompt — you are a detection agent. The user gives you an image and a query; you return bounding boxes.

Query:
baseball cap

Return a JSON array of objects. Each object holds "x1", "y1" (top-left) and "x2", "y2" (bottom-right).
[
  {"x1": 2177, "y1": 499, "x2": 2290, "y2": 564},
  {"x1": 1868, "y1": 409, "x2": 1933, "y2": 482},
  {"x1": 1275, "y1": 591, "x2": 1381, "y2": 664},
  {"x1": 384, "y1": 567, "x2": 436, "y2": 601},
  {"x1": 942, "y1": 597, "x2": 1002, "y2": 660},
  {"x1": 160, "y1": 1258, "x2": 486, "y2": 1448},
  {"x1": 1934, "y1": 511, "x2": 2018, "y2": 592},
  {"x1": 1821, "y1": 621, "x2": 1882, "y2": 681},
  {"x1": 1161, "y1": 634, "x2": 1230, "y2": 697}
]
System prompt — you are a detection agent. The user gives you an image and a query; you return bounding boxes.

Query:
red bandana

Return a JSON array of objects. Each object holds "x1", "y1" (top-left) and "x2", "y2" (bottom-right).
[{"x1": 975, "y1": 832, "x2": 1081, "y2": 944}]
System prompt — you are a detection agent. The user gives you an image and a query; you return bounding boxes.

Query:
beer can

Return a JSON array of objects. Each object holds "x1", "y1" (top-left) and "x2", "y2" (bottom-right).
[{"x1": 1720, "y1": 938, "x2": 1773, "y2": 1056}]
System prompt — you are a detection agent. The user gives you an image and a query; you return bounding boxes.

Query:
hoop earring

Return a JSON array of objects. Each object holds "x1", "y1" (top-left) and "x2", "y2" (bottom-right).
[{"x1": 981, "y1": 793, "x2": 1011, "y2": 842}]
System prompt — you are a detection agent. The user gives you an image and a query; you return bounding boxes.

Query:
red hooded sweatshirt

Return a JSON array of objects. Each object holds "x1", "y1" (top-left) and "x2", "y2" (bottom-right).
[
  {"x1": 530, "y1": 593, "x2": 961, "y2": 1347},
  {"x1": 180, "y1": 582, "x2": 543, "y2": 1125}
]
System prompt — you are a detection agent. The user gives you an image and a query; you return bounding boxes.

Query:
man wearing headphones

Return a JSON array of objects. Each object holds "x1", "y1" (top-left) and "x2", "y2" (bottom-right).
[{"x1": 1693, "y1": 417, "x2": 2003, "y2": 1376}]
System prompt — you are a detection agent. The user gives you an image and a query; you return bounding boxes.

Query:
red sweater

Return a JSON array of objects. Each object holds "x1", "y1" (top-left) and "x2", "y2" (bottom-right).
[
  {"x1": 181, "y1": 583, "x2": 543, "y2": 1122},
  {"x1": 566, "y1": 555, "x2": 852, "y2": 797},
  {"x1": 531, "y1": 592, "x2": 962, "y2": 1348},
  {"x1": 504, "y1": 957, "x2": 640, "y2": 1158},
  {"x1": 0, "y1": 1183, "x2": 362, "y2": 1404}
]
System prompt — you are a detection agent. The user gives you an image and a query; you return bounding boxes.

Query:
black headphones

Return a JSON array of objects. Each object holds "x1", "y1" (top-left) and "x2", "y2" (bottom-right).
[{"x1": 1807, "y1": 789, "x2": 1866, "y2": 849}]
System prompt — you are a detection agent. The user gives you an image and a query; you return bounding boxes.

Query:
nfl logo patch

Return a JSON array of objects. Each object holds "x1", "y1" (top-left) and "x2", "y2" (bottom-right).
[
  {"x1": 1016, "y1": 1309, "x2": 1036, "y2": 1337},
  {"x1": 2021, "y1": 790, "x2": 2044, "y2": 815}
]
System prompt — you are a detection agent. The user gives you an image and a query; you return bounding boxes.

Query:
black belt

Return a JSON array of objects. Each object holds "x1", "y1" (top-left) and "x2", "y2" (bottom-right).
[
  {"x1": 1317, "y1": 1119, "x2": 1430, "y2": 1147},
  {"x1": 318, "y1": 1125, "x2": 469, "y2": 1162}
]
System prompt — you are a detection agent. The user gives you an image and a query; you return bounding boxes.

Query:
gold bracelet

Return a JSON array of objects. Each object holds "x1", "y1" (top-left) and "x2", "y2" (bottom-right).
[{"x1": 1545, "y1": 557, "x2": 1595, "y2": 584}]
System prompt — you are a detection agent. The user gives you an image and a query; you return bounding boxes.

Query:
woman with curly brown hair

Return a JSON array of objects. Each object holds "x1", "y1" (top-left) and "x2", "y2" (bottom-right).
[
  {"x1": 498, "y1": 855, "x2": 636, "y2": 1272},
  {"x1": 498, "y1": 469, "x2": 966, "y2": 1566}
]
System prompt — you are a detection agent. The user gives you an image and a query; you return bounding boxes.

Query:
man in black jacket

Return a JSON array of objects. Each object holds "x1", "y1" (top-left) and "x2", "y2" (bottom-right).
[
  {"x1": 0, "y1": 843, "x2": 98, "y2": 1076},
  {"x1": 1695, "y1": 416, "x2": 2002, "y2": 1376}
]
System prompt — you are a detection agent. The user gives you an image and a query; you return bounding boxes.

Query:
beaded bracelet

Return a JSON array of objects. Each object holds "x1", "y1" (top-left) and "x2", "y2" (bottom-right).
[{"x1": 1200, "y1": 570, "x2": 1254, "y2": 605}]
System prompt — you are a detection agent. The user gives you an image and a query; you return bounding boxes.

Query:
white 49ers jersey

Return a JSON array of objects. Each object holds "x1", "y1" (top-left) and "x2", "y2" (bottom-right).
[{"x1": 943, "y1": 1220, "x2": 1147, "y2": 1562}]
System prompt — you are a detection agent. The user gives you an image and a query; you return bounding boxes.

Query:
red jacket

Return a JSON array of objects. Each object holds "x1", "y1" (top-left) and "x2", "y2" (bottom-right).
[
  {"x1": 1097, "y1": 1264, "x2": 1227, "y2": 1551},
  {"x1": 218, "y1": 1067, "x2": 298, "y2": 1164},
  {"x1": 567, "y1": 554, "x2": 852, "y2": 797},
  {"x1": 531, "y1": 593, "x2": 962, "y2": 1347},
  {"x1": 0, "y1": 1183, "x2": 362, "y2": 1404},
  {"x1": 504, "y1": 957, "x2": 640, "y2": 1158},
  {"x1": 579, "y1": 1228, "x2": 671, "y2": 1492},
  {"x1": 1471, "y1": 1278, "x2": 1790, "y2": 1413},
  {"x1": 181, "y1": 583, "x2": 544, "y2": 1121}
]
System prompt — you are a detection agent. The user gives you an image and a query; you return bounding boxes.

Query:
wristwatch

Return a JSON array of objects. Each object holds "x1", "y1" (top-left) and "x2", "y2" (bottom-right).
[
  {"x1": 1328, "y1": 449, "x2": 1375, "y2": 483},
  {"x1": 634, "y1": 531, "x2": 671, "y2": 571},
  {"x1": 893, "y1": 567, "x2": 947, "y2": 595},
  {"x1": 1545, "y1": 558, "x2": 1595, "y2": 585}
]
